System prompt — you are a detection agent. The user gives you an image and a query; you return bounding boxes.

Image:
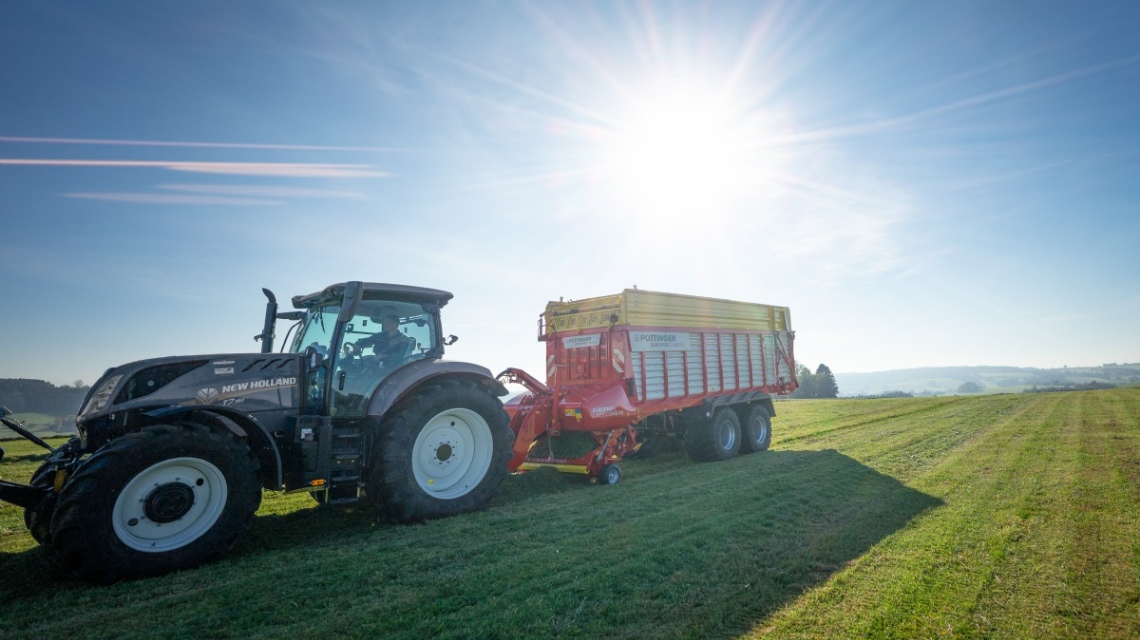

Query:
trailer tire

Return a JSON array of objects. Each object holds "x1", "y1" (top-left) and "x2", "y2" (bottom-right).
[
  {"x1": 739, "y1": 405, "x2": 773, "y2": 454},
  {"x1": 599, "y1": 463, "x2": 622, "y2": 485},
  {"x1": 684, "y1": 408, "x2": 741, "y2": 462},
  {"x1": 368, "y1": 379, "x2": 511, "y2": 523},
  {"x1": 49, "y1": 423, "x2": 261, "y2": 583}
]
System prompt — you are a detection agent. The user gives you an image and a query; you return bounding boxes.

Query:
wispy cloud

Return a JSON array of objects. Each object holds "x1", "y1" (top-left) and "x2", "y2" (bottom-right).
[
  {"x1": 772, "y1": 53, "x2": 1140, "y2": 146},
  {"x1": 0, "y1": 158, "x2": 388, "y2": 178},
  {"x1": 0, "y1": 135, "x2": 410, "y2": 152},
  {"x1": 65, "y1": 192, "x2": 282, "y2": 206},
  {"x1": 160, "y1": 184, "x2": 365, "y2": 198}
]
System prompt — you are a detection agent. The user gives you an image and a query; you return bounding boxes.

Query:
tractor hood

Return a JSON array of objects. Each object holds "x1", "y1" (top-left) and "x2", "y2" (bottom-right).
[{"x1": 78, "y1": 352, "x2": 303, "y2": 424}]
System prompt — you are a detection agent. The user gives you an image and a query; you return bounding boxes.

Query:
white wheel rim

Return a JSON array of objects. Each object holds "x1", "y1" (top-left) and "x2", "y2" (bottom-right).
[
  {"x1": 112, "y1": 457, "x2": 228, "y2": 553},
  {"x1": 411, "y1": 408, "x2": 494, "y2": 499}
]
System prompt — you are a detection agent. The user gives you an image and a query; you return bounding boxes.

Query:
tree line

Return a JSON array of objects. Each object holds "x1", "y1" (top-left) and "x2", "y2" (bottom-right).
[
  {"x1": 0, "y1": 378, "x2": 89, "y2": 416},
  {"x1": 793, "y1": 364, "x2": 839, "y2": 399}
]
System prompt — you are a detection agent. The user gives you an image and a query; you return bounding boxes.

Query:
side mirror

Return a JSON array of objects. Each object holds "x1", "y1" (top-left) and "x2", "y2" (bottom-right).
[{"x1": 444, "y1": 335, "x2": 459, "y2": 346}]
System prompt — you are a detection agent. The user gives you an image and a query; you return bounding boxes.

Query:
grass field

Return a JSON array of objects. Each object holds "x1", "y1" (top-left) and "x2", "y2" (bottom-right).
[{"x1": 1, "y1": 389, "x2": 1138, "y2": 638}]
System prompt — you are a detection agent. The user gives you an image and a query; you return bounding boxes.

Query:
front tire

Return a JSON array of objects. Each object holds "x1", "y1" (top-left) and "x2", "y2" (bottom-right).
[
  {"x1": 50, "y1": 423, "x2": 261, "y2": 582},
  {"x1": 367, "y1": 380, "x2": 511, "y2": 523}
]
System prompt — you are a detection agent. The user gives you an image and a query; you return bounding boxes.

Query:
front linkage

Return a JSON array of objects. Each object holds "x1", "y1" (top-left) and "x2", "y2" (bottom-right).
[{"x1": 0, "y1": 407, "x2": 74, "y2": 514}]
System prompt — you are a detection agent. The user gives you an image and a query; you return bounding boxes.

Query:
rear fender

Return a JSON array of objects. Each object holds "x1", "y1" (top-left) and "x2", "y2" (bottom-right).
[
  {"x1": 142, "y1": 406, "x2": 284, "y2": 490},
  {"x1": 366, "y1": 359, "x2": 508, "y2": 419}
]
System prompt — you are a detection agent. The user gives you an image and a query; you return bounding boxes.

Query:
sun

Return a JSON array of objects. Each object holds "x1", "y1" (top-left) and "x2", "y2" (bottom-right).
[{"x1": 601, "y1": 76, "x2": 760, "y2": 217}]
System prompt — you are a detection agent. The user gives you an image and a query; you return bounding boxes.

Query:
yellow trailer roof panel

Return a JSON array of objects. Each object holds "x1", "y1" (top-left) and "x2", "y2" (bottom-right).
[{"x1": 545, "y1": 289, "x2": 791, "y2": 334}]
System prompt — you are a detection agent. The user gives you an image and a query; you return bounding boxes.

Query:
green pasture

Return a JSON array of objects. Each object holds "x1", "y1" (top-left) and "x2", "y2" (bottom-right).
[{"x1": 1, "y1": 389, "x2": 1138, "y2": 638}]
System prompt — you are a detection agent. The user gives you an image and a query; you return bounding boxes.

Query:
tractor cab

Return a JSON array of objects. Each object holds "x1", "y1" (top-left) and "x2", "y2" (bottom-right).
[{"x1": 283, "y1": 282, "x2": 455, "y2": 417}]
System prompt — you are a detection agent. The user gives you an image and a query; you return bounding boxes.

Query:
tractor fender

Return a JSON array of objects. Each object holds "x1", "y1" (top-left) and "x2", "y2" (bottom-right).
[
  {"x1": 366, "y1": 359, "x2": 509, "y2": 419},
  {"x1": 142, "y1": 405, "x2": 285, "y2": 490}
]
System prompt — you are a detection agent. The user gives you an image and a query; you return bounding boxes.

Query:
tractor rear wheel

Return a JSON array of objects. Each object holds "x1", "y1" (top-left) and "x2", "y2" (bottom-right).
[
  {"x1": 739, "y1": 404, "x2": 773, "y2": 454},
  {"x1": 683, "y1": 408, "x2": 741, "y2": 462},
  {"x1": 367, "y1": 379, "x2": 511, "y2": 523},
  {"x1": 50, "y1": 423, "x2": 261, "y2": 582}
]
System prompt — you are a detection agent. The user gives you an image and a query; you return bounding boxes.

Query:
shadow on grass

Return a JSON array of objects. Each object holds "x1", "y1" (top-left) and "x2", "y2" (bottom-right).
[
  {"x1": 484, "y1": 448, "x2": 946, "y2": 639},
  {"x1": 0, "y1": 449, "x2": 941, "y2": 639}
]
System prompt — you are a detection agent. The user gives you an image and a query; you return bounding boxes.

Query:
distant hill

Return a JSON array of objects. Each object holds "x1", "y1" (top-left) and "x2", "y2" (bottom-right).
[{"x1": 835, "y1": 364, "x2": 1140, "y2": 397}]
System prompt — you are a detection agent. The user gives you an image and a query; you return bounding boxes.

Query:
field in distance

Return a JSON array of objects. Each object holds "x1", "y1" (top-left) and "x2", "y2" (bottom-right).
[{"x1": 1, "y1": 389, "x2": 1138, "y2": 639}]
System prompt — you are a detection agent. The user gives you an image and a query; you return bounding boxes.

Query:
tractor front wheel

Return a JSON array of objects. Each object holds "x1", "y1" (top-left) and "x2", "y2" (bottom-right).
[
  {"x1": 50, "y1": 423, "x2": 261, "y2": 582},
  {"x1": 367, "y1": 380, "x2": 511, "y2": 523}
]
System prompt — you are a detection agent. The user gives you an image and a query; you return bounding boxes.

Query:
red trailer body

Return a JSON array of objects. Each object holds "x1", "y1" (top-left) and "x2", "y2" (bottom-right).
[{"x1": 500, "y1": 289, "x2": 797, "y2": 482}]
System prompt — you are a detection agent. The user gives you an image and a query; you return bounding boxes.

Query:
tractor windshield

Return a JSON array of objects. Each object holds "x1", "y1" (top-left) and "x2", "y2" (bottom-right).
[
  {"x1": 291, "y1": 306, "x2": 338, "y2": 356},
  {"x1": 330, "y1": 299, "x2": 440, "y2": 415},
  {"x1": 289, "y1": 298, "x2": 441, "y2": 416}
]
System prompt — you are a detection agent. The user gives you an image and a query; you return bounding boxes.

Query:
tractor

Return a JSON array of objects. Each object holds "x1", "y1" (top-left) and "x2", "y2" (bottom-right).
[{"x1": 0, "y1": 281, "x2": 513, "y2": 582}]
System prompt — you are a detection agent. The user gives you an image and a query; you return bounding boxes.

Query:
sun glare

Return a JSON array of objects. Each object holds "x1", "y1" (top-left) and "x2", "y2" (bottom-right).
[{"x1": 603, "y1": 78, "x2": 759, "y2": 217}]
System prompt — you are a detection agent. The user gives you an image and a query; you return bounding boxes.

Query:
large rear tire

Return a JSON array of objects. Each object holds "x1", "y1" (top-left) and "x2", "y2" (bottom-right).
[
  {"x1": 366, "y1": 379, "x2": 511, "y2": 523},
  {"x1": 683, "y1": 407, "x2": 741, "y2": 462},
  {"x1": 50, "y1": 423, "x2": 261, "y2": 582},
  {"x1": 739, "y1": 404, "x2": 773, "y2": 454}
]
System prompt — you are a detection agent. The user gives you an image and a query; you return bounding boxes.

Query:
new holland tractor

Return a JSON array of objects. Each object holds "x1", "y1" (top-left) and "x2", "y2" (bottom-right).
[{"x1": 0, "y1": 282, "x2": 513, "y2": 582}]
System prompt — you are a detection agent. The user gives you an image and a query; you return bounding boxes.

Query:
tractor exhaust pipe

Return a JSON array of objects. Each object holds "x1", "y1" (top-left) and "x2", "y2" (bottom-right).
[{"x1": 255, "y1": 288, "x2": 278, "y2": 353}]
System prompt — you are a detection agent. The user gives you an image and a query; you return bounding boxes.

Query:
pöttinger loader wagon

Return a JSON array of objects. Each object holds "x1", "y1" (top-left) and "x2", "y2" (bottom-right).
[{"x1": 499, "y1": 288, "x2": 798, "y2": 484}]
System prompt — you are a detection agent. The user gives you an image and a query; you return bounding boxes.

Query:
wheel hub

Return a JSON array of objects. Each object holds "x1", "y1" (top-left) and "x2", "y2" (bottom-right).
[{"x1": 144, "y1": 482, "x2": 196, "y2": 523}]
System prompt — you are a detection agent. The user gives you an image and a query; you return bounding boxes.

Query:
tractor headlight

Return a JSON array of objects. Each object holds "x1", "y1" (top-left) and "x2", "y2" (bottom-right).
[{"x1": 78, "y1": 374, "x2": 123, "y2": 419}]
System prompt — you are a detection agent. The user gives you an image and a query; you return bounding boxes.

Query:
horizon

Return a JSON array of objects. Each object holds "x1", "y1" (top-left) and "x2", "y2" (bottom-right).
[{"x1": 3, "y1": 2, "x2": 1138, "y2": 387}]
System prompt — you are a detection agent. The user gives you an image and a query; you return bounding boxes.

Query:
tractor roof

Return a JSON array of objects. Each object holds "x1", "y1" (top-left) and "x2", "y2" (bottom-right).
[{"x1": 292, "y1": 282, "x2": 454, "y2": 309}]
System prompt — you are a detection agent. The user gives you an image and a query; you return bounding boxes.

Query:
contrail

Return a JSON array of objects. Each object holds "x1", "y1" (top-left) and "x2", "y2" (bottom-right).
[
  {"x1": 0, "y1": 158, "x2": 388, "y2": 178},
  {"x1": 0, "y1": 135, "x2": 409, "y2": 152}
]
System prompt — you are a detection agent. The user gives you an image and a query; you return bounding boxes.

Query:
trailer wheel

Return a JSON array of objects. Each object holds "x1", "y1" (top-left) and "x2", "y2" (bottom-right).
[
  {"x1": 599, "y1": 463, "x2": 622, "y2": 485},
  {"x1": 740, "y1": 405, "x2": 773, "y2": 454},
  {"x1": 49, "y1": 423, "x2": 261, "y2": 582},
  {"x1": 368, "y1": 379, "x2": 511, "y2": 523},
  {"x1": 684, "y1": 408, "x2": 741, "y2": 462}
]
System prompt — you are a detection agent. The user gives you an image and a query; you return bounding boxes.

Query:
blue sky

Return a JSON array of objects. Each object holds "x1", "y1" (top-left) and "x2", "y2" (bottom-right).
[{"x1": 2, "y1": 0, "x2": 1138, "y2": 388}]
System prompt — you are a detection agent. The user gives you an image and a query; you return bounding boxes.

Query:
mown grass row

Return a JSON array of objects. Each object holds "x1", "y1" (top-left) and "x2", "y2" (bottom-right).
[{"x1": 1, "y1": 389, "x2": 1137, "y2": 638}]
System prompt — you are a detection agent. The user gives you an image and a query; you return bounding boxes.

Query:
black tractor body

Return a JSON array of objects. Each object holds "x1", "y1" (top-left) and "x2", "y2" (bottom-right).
[{"x1": 0, "y1": 281, "x2": 513, "y2": 582}]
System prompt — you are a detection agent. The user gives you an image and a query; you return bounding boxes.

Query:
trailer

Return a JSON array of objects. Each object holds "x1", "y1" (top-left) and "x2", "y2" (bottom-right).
[{"x1": 499, "y1": 288, "x2": 797, "y2": 483}]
